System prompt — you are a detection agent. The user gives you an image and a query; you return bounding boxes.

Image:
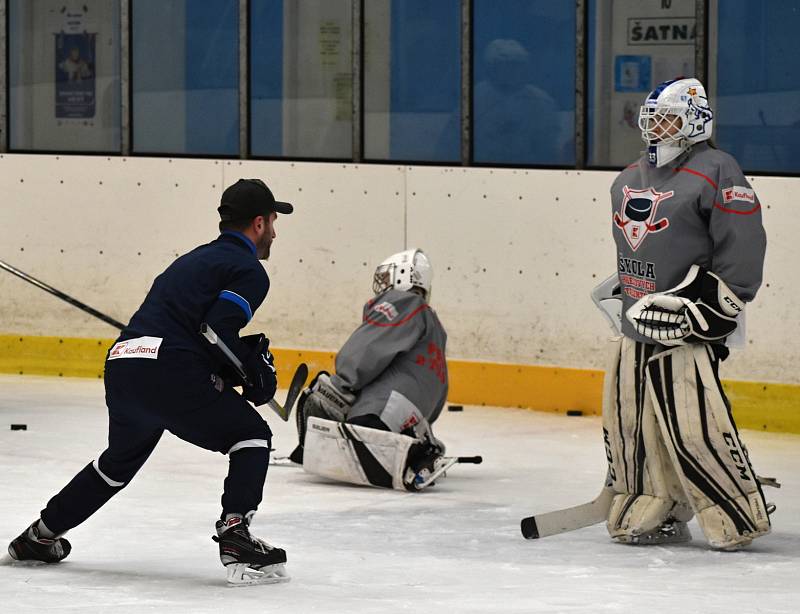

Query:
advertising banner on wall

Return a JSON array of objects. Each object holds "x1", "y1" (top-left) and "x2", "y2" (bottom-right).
[{"x1": 55, "y1": 31, "x2": 96, "y2": 119}]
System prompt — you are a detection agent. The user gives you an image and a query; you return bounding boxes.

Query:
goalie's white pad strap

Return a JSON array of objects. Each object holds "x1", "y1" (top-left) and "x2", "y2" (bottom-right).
[
  {"x1": 302, "y1": 417, "x2": 415, "y2": 490},
  {"x1": 645, "y1": 344, "x2": 771, "y2": 548},
  {"x1": 601, "y1": 338, "x2": 691, "y2": 537}
]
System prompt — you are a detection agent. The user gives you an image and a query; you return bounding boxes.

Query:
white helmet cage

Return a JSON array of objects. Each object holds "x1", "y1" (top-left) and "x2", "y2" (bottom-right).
[
  {"x1": 372, "y1": 248, "x2": 433, "y2": 302},
  {"x1": 638, "y1": 77, "x2": 713, "y2": 167}
]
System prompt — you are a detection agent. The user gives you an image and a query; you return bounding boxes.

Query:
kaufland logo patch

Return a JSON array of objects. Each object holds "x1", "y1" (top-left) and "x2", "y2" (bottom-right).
[
  {"x1": 722, "y1": 186, "x2": 755, "y2": 204},
  {"x1": 374, "y1": 301, "x2": 398, "y2": 321},
  {"x1": 108, "y1": 336, "x2": 163, "y2": 360}
]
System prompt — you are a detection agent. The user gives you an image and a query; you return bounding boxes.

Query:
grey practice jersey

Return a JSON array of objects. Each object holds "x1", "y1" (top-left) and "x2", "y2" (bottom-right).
[
  {"x1": 330, "y1": 288, "x2": 448, "y2": 430},
  {"x1": 610, "y1": 142, "x2": 767, "y2": 343}
]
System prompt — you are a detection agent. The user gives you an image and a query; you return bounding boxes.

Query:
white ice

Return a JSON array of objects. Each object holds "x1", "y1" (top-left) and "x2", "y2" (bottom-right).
[{"x1": 1, "y1": 374, "x2": 798, "y2": 613}]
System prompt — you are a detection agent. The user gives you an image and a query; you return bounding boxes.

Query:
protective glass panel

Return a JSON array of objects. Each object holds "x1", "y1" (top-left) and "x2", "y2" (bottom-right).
[
  {"x1": 363, "y1": 0, "x2": 461, "y2": 162},
  {"x1": 711, "y1": 0, "x2": 800, "y2": 174},
  {"x1": 473, "y1": 0, "x2": 575, "y2": 166},
  {"x1": 132, "y1": 0, "x2": 239, "y2": 155},
  {"x1": 250, "y1": 0, "x2": 353, "y2": 159},
  {"x1": 8, "y1": 0, "x2": 121, "y2": 152},
  {"x1": 587, "y1": 0, "x2": 697, "y2": 167}
]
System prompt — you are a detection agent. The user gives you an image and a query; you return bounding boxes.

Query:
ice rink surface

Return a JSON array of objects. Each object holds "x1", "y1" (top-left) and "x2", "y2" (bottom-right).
[{"x1": 1, "y1": 374, "x2": 798, "y2": 613}]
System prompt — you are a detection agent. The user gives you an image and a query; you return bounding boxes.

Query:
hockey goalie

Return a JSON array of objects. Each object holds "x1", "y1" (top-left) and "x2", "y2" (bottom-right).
[
  {"x1": 601, "y1": 78, "x2": 772, "y2": 551},
  {"x1": 289, "y1": 248, "x2": 451, "y2": 491}
]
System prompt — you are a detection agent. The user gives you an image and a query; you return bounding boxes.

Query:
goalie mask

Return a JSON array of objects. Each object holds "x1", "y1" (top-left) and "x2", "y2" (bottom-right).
[
  {"x1": 372, "y1": 248, "x2": 433, "y2": 302},
  {"x1": 639, "y1": 78, "x2": 713, "y2": 168}
]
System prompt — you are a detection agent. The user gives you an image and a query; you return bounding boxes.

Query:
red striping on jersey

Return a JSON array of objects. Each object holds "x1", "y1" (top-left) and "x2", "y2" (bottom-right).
[
  {"x1": 713, "y1": 202, "x2": 762, "y2": 215},
  {"x1": 364, "y1": 304, "x2": 429, "y2": 327},
  {"x1": 674, "y1": 166, "x2": 718, "y2": 190}
]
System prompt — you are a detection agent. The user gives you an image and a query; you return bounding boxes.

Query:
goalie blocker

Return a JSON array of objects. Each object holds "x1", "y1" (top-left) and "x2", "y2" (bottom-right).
[{"x1": 302, "y1": 417, "x2": 445, "y2": 491}]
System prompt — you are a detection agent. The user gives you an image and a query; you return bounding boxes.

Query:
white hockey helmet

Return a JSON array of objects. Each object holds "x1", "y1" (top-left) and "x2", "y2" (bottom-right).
[
  {"x1": 638, "y1": 77, "x2": 713, "y2": 167},
  {"x1": 372, "y1": 248, "x2": 433, "y2": 302}
]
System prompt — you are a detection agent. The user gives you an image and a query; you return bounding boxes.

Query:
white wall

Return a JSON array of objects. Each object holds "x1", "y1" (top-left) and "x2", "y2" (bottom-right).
[{"x1": 0, "y1": 154, "x2": 797, "y2": 384}]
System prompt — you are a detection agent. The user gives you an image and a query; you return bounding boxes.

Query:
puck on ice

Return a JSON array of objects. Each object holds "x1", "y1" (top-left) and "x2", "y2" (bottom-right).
[
  {"x1": 566, "y1": 410, "x2": 583, "y2": 417},
  {"x1": 10, "y1": 424, "x2": 27, "y2": 431},
  {"x1": 448, "y1": 405, "x2": 464, "y2": 412}
]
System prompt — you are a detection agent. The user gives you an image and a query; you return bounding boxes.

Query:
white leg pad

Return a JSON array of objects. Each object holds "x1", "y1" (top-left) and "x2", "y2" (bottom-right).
[
  {"x1": 646, "y1": 344, "x2": 771, "y2": 550},
  {"x1": 302, "y1": 417, "x2": 415, "y2": 490},
  {"x1": 602, "y1": 337, "x2": 693, "y2": 541}
]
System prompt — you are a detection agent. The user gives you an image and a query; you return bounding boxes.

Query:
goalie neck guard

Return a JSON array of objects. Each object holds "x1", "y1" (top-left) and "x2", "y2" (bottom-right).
[
  {"x1": 372, "y1": 248, "x2": 433, "y2": 302},
  {"x1": 638, "y1": 77, "x2": 713, "y2": 168}
]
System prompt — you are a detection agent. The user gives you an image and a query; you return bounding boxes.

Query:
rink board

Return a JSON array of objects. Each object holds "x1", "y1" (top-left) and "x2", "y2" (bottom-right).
[{"x1": 1, "y1": 333, "x2": 797, "y2": 434}]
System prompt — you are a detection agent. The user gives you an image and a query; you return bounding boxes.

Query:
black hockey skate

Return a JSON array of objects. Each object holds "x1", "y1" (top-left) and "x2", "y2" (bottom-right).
[
  {"x1": 212, "y1": 515, "x2": 289, "y2": 585},
  {"x1": 8, "y1": 521, "x2": 71, "y2": 564}
]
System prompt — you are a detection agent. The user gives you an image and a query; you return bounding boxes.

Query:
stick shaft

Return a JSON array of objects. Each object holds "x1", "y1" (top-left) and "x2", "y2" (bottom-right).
[
  {"x1": 200, "y1": 322, "x2": 288, "y2": 421},
  {"x1": 0, "y1": 259, "x2": 126, "y2": 330}
]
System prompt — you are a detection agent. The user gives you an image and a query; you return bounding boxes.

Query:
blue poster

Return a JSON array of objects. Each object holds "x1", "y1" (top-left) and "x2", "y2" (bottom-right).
[
  {"x1": 614, "y1": 55, "x2": 651, "y2": 93},
  {"x1": 55, "y1": 32, "x2": 96, "y2": 119}
]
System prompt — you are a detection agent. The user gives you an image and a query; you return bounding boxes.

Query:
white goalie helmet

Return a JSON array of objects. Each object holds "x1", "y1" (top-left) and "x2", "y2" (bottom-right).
[
  {"x1": 372, "y1": 248, "x2": 433, "y2": 302},
  {"x1": 638, "y1": 77, "x2": 713, "y2": 167}
]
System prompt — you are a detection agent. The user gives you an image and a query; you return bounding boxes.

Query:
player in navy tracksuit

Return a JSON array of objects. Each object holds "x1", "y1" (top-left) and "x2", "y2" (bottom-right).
[{"x1": 9, "y1": 179, "x2": 294, "y2": 584}]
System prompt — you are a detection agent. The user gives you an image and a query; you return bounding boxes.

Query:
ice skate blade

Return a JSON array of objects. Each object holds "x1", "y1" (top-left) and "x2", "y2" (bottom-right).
[{"x1": 226, "y1": 563, "x2": 290, "y2": 586}]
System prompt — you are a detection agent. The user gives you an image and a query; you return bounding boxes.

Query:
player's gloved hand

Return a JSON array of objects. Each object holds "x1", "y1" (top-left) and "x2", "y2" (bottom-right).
[
  {"x1": 241, "y1": 333, "x2": 277, "y2": 406},
  {"x1": 404, "y1": 433, "x2": 446, "y2": 492},
  {"x1": 309, "y1": 373, "x2": 354, "y2": 421},
  {"x1": 626, "y1": 266, "x2": 743, "y2": 346}
]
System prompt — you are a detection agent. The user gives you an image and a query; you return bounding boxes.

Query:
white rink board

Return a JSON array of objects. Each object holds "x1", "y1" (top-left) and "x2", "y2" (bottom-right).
[
  {"x1": 1, "y1": 375, "x2": 798, "y2": 613},
  {"x1": 0, "y1": 154, "x2": 798, "y2": 383}
]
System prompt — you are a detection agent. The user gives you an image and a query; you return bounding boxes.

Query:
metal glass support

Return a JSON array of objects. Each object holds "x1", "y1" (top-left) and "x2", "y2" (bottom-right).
[
  {"x1": 239, "y1": 0, "x2": 248, "y2": 158},
  {"x1": 695, "y1": 0, "x2": 707, "y2": 84},
  {"x1": 120, "y1": 0, "x2": 130, "y2": 155},
  {"x1": 1, "y1": 0, "x2": 9, "y2": 152},
  {"x1": 575, "y1": 0, "x2": 586, "y2": 169},
  {"x1": 460, "y1": 0, "x2": 471, "y2": 165},
  {"x1": 352, "y1": 0, "x2": 363, "y2": 162}
]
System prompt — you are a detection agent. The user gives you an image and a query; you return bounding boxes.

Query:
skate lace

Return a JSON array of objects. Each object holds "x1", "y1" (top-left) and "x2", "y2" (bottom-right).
[{"x1": 248, "y1": 534, "x2": 274, "y2": 553}]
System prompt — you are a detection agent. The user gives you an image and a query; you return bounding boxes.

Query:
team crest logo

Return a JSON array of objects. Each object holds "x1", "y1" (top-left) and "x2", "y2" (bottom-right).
[{"x1": 614, "y1": 186, "x2": 674, "y2": 251}]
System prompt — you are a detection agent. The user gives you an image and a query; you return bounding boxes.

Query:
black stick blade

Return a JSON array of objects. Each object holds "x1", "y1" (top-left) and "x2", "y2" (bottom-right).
[{"x1": 520, "y1": 516, "x2": 540, "y2": 539}]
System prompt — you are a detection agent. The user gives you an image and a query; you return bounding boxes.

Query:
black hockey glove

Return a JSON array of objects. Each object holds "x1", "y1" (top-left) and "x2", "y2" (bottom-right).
[
  {"x1": 626, "y1": 266, "x2": 744, "y2": 346},
  {"x1": 241, "y1": 333, "x2": 277, "y2": 406}
]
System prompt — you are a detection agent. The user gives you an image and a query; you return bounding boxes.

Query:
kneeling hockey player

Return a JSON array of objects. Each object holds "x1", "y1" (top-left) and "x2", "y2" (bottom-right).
[{"x1": 290, "y1": 248, "x2": 450, "y2": 491}]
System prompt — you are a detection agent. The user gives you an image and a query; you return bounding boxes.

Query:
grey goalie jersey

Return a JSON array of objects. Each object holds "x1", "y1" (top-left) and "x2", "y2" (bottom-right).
[
  {"x1": 610, "y1": 142, "x2": 767, "y2": 343},
  {"x1": 330, "y1": 288, "x2": 448, "y2": 430}
]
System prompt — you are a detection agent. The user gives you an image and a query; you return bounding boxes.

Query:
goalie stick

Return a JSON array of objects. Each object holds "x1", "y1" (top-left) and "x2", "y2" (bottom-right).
[
  {"x1": 520, "y1": 472, "x2": 614, "y2": 539},
  {"x1": 200, "y1": 323, "x2": 307, "y2": 422}
]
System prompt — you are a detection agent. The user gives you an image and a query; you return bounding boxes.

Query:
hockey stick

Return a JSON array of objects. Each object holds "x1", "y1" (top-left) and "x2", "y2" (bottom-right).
[
  {"x1": 411, "y1": 455, "x2": 483, "y2": 490},
  {"x1": 200, "y1": 323, "x2": 303, "y2": 422},
  {"x1": 0, "y1": 258, "x2": 126, "y2": 329},
  {"x1": 520, "y1": 472, "x2": 614, "y2": 539}
]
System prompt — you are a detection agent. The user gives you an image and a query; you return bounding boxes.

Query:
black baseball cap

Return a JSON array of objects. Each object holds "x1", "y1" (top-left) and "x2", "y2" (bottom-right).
[{"x1": 218, "y1": 179, "x2": 293, "y2": 222}]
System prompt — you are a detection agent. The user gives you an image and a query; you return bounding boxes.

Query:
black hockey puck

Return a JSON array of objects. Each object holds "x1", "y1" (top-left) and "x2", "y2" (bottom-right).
[
  {"x1": 448, "y1": 405, "x2": 463, "y2": 412},
  {"x1": 10, "y1": 424, "x2": 27, "y2": 431},
  {"x1": 566, "y1": 410, "x2": 583, "y2": 417}
]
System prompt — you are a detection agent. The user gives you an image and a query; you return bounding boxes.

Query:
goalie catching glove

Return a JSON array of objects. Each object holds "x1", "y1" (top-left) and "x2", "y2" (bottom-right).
[{"x1": 626, "y1": 265, "x2": 744, "y2": 345}]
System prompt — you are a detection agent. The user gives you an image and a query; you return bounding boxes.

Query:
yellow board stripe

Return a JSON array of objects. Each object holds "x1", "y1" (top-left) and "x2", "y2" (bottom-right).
[{"x1": 1, "y1": 334, "x2": 797, "y2": 434}]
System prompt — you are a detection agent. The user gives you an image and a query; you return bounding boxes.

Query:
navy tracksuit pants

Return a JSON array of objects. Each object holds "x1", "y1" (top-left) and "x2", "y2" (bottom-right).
[{"x1": 40, "y1": 351, "x2": 272, "y2": 535}]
